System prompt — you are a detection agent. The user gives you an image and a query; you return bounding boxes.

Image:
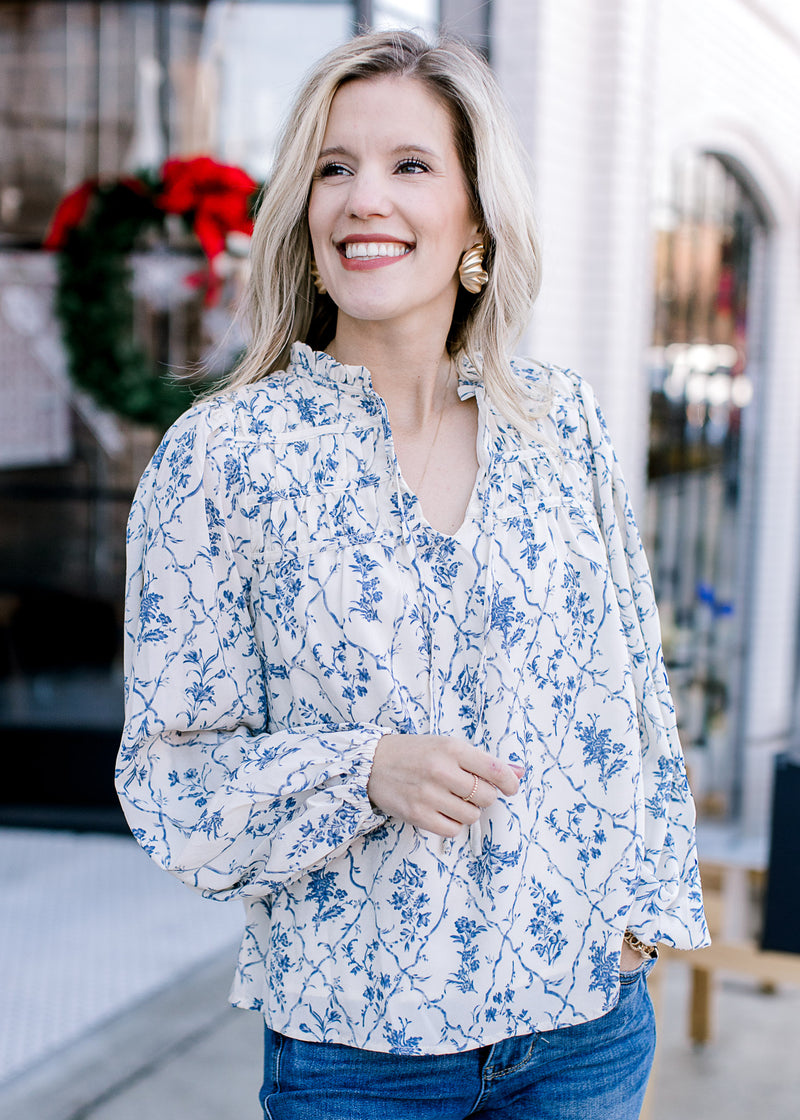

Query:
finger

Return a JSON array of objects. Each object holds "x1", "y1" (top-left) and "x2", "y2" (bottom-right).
[
  {"x1": 440, "y1": 794, "x2": 483, "y2": 827},
  {"x1": 460, "y1": 772, "x2": 480, "y2": 804},
  {"x1": 456, "y1": 772, "x2": 497, "y2": 810},
  {"x1": 411, "y1": 804, "x2": 479, "y2": 837},
  {"x1": 461, "y1": 749, "x2": 521, "y2": 797},
  {"x1": 429, "y1": 813, "x2": 468, "y2": 839}
]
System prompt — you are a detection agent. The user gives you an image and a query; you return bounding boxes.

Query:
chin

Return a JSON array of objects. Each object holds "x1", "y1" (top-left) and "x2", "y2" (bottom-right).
[
  {"x1": 333, "y1": 288, "x2": 455, "y2": 331},
  {"x1": 333, "y1": 296, "x2": 413, "y2": 324}
]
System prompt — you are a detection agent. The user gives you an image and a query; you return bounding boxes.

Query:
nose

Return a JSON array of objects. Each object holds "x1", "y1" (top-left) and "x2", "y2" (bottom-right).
[{"x1": 345, "y1": 167, "x2": 393, "y2": 220}]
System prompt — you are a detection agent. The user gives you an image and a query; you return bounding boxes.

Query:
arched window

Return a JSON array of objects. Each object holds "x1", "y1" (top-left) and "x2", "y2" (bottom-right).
[{"x1": 645, "y1": 151, "x2": 767, "y2": 820}]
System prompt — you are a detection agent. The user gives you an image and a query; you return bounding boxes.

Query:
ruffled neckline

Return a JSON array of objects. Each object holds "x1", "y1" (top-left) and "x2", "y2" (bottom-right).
[{"x1": 289, "y1": 341, "x2": 482, "y2": 400}]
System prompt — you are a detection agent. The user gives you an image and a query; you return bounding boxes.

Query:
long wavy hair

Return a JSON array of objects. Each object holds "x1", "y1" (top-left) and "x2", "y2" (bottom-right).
[{"x1": 223, "y1": 29, "x2": 548, "y2": 430}]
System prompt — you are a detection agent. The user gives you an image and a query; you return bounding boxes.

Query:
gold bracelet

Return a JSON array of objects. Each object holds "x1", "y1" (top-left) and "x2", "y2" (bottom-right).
[{"x1": 623, "y1": 930, "x2": 658, "y2": 959}]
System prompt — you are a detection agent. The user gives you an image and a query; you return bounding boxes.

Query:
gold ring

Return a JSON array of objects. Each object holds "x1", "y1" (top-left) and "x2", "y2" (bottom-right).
[{"x1": 463, "y1": 774, "x2": 479, "y2": 804}]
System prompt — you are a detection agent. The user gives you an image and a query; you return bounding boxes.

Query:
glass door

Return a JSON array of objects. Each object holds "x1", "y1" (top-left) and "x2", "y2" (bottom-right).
[{"x1": 645, "y1": 151, "x2": 767, "y2": 820}]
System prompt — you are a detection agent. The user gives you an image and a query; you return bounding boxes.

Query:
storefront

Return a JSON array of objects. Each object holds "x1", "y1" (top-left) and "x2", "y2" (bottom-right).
[{"x1": 0, "y1": 0, "x2": 449, "y2": 828}]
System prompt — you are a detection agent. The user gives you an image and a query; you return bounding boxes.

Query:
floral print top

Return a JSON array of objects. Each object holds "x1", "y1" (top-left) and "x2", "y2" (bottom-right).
[{"x1": 117, "y1": 343, "x2": 708, "y2": 1055}]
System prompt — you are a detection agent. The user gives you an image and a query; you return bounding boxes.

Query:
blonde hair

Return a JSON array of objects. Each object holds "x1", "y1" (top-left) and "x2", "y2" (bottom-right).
[{"x1": 225, "y1": 29, "x2": 548, "y2": 430}]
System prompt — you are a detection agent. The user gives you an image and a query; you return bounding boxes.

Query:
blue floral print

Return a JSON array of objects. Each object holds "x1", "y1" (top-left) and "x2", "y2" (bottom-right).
[{"x1": 117, "y1": 343, "x2": 708, "y2": 1055}]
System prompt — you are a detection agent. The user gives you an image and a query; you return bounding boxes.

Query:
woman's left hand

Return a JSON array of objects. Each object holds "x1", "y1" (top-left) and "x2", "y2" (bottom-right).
[
  {"x1": 620, "y1": 941, "x2": 647, "y2": 971},
  {"x1": 367, "y1": 733, "x2": 521, "y2": 837}
]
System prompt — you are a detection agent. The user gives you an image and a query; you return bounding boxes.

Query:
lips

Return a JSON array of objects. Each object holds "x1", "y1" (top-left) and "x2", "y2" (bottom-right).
[{"x1": 334, "y1": 236, "x2": 414, "y2": 272}]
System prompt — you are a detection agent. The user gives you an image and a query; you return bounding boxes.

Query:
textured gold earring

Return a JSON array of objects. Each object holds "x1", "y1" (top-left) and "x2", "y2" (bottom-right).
[
  {"x1": 458, "y1": 242, "x2": 488, "y2": 293},
  {"x1": 310, "y1": 258, "x2": 327, "y2": 295}
]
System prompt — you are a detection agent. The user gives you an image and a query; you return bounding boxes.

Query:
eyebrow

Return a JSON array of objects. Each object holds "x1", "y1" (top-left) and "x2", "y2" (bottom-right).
[{"x1": 316, "y1": 144, "x2": 439, "y2": 160}]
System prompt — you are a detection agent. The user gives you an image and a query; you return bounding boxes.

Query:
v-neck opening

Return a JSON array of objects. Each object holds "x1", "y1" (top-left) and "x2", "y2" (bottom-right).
[
  {"x1": 396, "y1": 401, "x2": 488, "y2": 543},
  {"x1": 398, "y1": 463, "x2": 484, "y2": 544}
]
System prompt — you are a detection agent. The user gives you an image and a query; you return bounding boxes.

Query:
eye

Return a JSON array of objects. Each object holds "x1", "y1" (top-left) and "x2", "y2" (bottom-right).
[
  {"x1": 395, "y1": 157, "x2": 430, "y2": 174},
  {"x1": 315, "y1": 161, "x2": 351, "y2": 179}
]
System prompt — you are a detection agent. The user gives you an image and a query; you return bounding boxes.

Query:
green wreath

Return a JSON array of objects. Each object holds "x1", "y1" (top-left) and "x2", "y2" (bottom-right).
[{"x1": 45, "y1": 158, "x2": 259, "y2": 430}]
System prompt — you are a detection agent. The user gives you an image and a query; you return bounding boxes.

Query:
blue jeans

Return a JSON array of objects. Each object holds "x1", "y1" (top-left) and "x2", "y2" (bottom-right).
[{"x1": 259, "y1": 959, "x2": 656, "y2": 1120}]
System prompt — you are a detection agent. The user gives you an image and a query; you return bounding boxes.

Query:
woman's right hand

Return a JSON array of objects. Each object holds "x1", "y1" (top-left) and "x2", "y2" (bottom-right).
[{"x1": 367, "y1": 733, "x2": 523, "y2": 837}]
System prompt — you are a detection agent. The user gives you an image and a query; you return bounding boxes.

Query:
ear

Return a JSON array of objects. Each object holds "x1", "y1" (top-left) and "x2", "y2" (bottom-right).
[{"x1": 464, "y1": 223, "x2": 485, "y2": 252}]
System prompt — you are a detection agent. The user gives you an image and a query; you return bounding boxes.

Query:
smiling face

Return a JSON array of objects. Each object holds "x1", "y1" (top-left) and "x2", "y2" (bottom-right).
[{"x1": 307, "y1": 75, "x2": 480, "y2": 343}]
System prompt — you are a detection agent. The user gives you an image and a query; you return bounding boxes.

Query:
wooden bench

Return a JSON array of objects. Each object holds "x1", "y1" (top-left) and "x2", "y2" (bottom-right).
[
  {"x1": 666, "y1": 845, "x2": 800, "y2": 1043},
  {"x1": 640, "y1": 840, "x2": 800, "y2": 1117}
]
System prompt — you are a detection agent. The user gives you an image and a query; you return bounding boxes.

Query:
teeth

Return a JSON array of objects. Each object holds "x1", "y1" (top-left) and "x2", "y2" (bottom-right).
[{"x1": 344, "y1": 242, "x2": 410, "y2": 259}]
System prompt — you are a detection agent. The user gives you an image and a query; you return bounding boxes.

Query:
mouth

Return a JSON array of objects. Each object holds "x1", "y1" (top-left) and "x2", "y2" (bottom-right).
[{"x1": 337, "y1": 239, "x2": 414, "y2": 261}]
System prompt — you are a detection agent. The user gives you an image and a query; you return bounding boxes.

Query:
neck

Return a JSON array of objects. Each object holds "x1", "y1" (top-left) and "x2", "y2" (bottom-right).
[{"x1": 327, "y1": 316, "x2": 455, "y2": 428}]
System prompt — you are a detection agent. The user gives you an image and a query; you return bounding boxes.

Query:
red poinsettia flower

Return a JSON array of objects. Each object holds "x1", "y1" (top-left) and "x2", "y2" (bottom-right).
[
  {"x1": 43, "y1": 179, "x2": 98, "y2": 250},
  {"x1": 157, "y1": 156, "x2": 258, "y2": 263}
]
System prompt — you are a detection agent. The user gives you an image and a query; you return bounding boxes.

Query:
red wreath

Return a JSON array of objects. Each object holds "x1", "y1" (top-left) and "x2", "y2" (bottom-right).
[
  {"x1": 45, "y1": 156, "x2": 259, "y2": 303},
  {"x1": 43, "y1": 157, "x2": 260, "y2": 427}
]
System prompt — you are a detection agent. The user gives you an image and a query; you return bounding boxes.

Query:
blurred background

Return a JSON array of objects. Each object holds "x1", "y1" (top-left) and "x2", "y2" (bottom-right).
[{"x1": 1, "y1": 1, "x2": 799, "y2": 1118}]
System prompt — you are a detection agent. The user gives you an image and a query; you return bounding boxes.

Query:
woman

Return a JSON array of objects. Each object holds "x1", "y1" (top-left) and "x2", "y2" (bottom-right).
[{"x1": 117, "y1": 29, "x2": 709, "y2": 1120}]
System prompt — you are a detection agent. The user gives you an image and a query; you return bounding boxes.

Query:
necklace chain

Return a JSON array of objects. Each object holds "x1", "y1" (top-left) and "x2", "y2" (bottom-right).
[{"x1": 415, "y1": 362, "x2": 453, "y2": 493}]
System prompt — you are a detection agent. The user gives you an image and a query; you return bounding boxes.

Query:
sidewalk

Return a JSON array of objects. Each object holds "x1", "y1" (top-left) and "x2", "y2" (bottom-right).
[
  {"x1": 2, "y1": 827, "x2": 799, "y2": 1119},
  {"x1": 0, "y1": 828, "x2": 242, "y2": 1087}
]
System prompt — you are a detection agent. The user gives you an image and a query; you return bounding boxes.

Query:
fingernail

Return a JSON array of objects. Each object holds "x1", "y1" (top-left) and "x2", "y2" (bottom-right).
[{"x1": 509, "y1": 764, "x2": 524, "y2": 777}]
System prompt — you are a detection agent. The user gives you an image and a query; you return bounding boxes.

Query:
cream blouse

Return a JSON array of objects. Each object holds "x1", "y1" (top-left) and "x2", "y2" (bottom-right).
[{"x1": 117, "y1": 343, "x2": 708, "y2": 1054}]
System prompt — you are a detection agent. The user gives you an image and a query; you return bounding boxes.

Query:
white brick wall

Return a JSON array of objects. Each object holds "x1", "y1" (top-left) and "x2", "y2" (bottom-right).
[
  {"x1": 494, "y1": 0, "x2": 656, "y2": 509},
  {"x1": 492, "y1": 0, "x2": 800, "y2": 832}
]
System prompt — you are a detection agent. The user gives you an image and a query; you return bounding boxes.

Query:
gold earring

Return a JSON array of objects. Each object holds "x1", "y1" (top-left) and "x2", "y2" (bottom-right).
[
  {"x1": 310, "y1": 258, "x2": 327, "y2": 295},
  {"x1": 458, "y1": 242, "x2": 488, "y2": 293}
]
